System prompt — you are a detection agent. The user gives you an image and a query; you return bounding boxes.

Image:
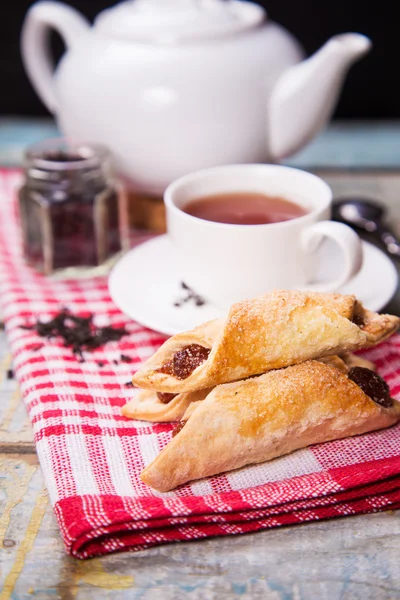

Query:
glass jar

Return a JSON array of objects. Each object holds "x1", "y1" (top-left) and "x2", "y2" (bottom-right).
[{"x1": 18, "y1": 138, "x2": 129, "y2": 276}]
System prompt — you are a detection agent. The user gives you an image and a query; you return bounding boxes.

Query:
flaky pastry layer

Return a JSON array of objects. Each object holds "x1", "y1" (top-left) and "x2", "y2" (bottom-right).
[
  {"x1": 132, "y1": 291, "x2": 398, "y2": 393},
  {"x1": 141, "y1": 360, "x2": 400, "y2": 492},
  {"x1": 121, "y1": 388, "x2": 211, "y2": 422}
]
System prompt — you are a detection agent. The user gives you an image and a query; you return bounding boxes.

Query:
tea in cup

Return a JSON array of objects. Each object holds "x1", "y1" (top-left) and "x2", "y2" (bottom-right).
[{"x1": 164, "y1": 164, "x2": 363, "y2": 309}]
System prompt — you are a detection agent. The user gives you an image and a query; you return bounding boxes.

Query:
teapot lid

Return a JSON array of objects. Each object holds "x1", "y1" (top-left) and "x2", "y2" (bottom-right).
[{"x1": 94, "y1": 0, "x2": 265, "y2": 43}]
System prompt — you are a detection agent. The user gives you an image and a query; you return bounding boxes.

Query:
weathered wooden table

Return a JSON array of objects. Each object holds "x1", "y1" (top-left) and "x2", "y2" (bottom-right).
[{"x1": 1, "y1": 120, "x2": 400, "y2": 599}]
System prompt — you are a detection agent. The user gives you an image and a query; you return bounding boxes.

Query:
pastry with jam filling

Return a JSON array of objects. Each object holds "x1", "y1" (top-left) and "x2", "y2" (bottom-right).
[
  {"x1": 141, "y1": 360, "x2": 400, "y2": 492},
  {"x1": 132, "y1": 290, "x2": 399, "y2": 394},
  {"x1": 123, "y1": 352, "x2": 374, "y2": 422}
]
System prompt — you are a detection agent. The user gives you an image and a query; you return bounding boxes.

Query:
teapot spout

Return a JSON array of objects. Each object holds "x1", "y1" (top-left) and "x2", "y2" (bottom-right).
[{"x1": 268, "y1": 33, "x2": 371, "y2": 160}]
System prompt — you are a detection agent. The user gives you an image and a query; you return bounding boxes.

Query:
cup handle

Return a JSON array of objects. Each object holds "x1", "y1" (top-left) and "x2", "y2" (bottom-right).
[{"x1": 301, "y1": 221, "x2": 363, "y2": 292}]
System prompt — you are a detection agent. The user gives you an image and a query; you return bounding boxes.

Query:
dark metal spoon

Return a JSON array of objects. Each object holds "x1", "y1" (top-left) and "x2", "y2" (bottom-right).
[{"x1": 332, "y1": 197, "x2": 400, "y2": 256}]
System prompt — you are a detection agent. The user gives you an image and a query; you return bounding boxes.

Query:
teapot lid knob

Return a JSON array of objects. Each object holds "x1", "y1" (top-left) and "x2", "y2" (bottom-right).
[{"x1": 94, "y1": 0, "x2": 265, "y2": 43}]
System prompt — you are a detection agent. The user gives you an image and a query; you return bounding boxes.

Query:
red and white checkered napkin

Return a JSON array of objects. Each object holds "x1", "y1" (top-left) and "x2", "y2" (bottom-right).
[{"x1": 1, "y1": 169, "x2": 400, "y2": 558}]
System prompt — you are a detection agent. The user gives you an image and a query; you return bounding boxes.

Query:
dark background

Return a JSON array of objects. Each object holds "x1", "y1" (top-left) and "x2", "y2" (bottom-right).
[{"x1": 0, "y1": 0, "x2": 398, "y2": 118}]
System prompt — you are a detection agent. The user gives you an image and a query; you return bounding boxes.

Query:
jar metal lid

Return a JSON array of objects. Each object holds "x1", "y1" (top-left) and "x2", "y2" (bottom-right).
[{"x1": 25, "y1": 138, "x2": 111, "y2": 172}]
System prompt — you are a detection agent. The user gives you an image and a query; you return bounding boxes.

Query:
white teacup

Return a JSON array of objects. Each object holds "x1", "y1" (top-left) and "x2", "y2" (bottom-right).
[{"x1": 164, "y1": 164, "x2": 363, "y2": 309}]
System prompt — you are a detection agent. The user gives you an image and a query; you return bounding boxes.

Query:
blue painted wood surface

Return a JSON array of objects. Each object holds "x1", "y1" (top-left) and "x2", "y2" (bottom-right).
[{"x1": 1, "y1": 117, "x2": 400, "y2": 169}]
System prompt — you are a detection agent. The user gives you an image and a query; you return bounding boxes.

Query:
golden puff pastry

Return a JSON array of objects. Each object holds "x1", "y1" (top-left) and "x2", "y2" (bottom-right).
[
  {"x1": 121, "y1": 388, "x2": 211, "y2": 422},
  {"x1": 340, "y1": 352, "x2": 376, "y2": 372},
  {"x1": 132, "y1": 290, "x2": 398, "y2": 394},
  {"x1": 141, "y1": 360, "x2": 400, "y2": 492},
  {"x1": 122, "y1": 352, "x2": 375, "y2": 423},
  {"x1": 320, "y1": 353, "x2": 376, "y2": 373}
]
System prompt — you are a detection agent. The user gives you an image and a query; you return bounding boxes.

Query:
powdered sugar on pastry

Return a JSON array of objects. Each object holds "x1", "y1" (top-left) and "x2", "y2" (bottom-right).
[
  {"x1": 132, "y1": 291, "x2": 399, "y2": 393},
  {"x1": 123, "y1": 352, "x2": 374, "y2": 422},
  {"x1": 141, "y1": 360, "x2": 400, "y2": 492}
]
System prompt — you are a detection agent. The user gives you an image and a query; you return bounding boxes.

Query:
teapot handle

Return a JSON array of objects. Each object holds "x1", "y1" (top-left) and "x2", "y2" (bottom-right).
[{"x1": 21, "y1": 2, "x2": 90, "y2": 113}]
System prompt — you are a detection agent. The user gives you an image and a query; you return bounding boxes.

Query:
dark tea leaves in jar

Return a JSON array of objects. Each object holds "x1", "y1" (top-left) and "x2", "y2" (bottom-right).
[{"x1": 19, "y1": 139, "x2": 128, "y2": 275}]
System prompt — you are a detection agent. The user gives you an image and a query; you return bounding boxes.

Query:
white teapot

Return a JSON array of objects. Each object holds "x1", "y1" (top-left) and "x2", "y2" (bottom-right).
[{"x1": 22, "y1": 0, "x2": 371, "y2": 193}]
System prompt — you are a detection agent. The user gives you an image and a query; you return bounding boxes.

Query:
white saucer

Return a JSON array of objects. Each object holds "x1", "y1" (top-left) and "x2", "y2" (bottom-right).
[{"x1": 108, "y1": 235, "x2": 398, "y2": 336}]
